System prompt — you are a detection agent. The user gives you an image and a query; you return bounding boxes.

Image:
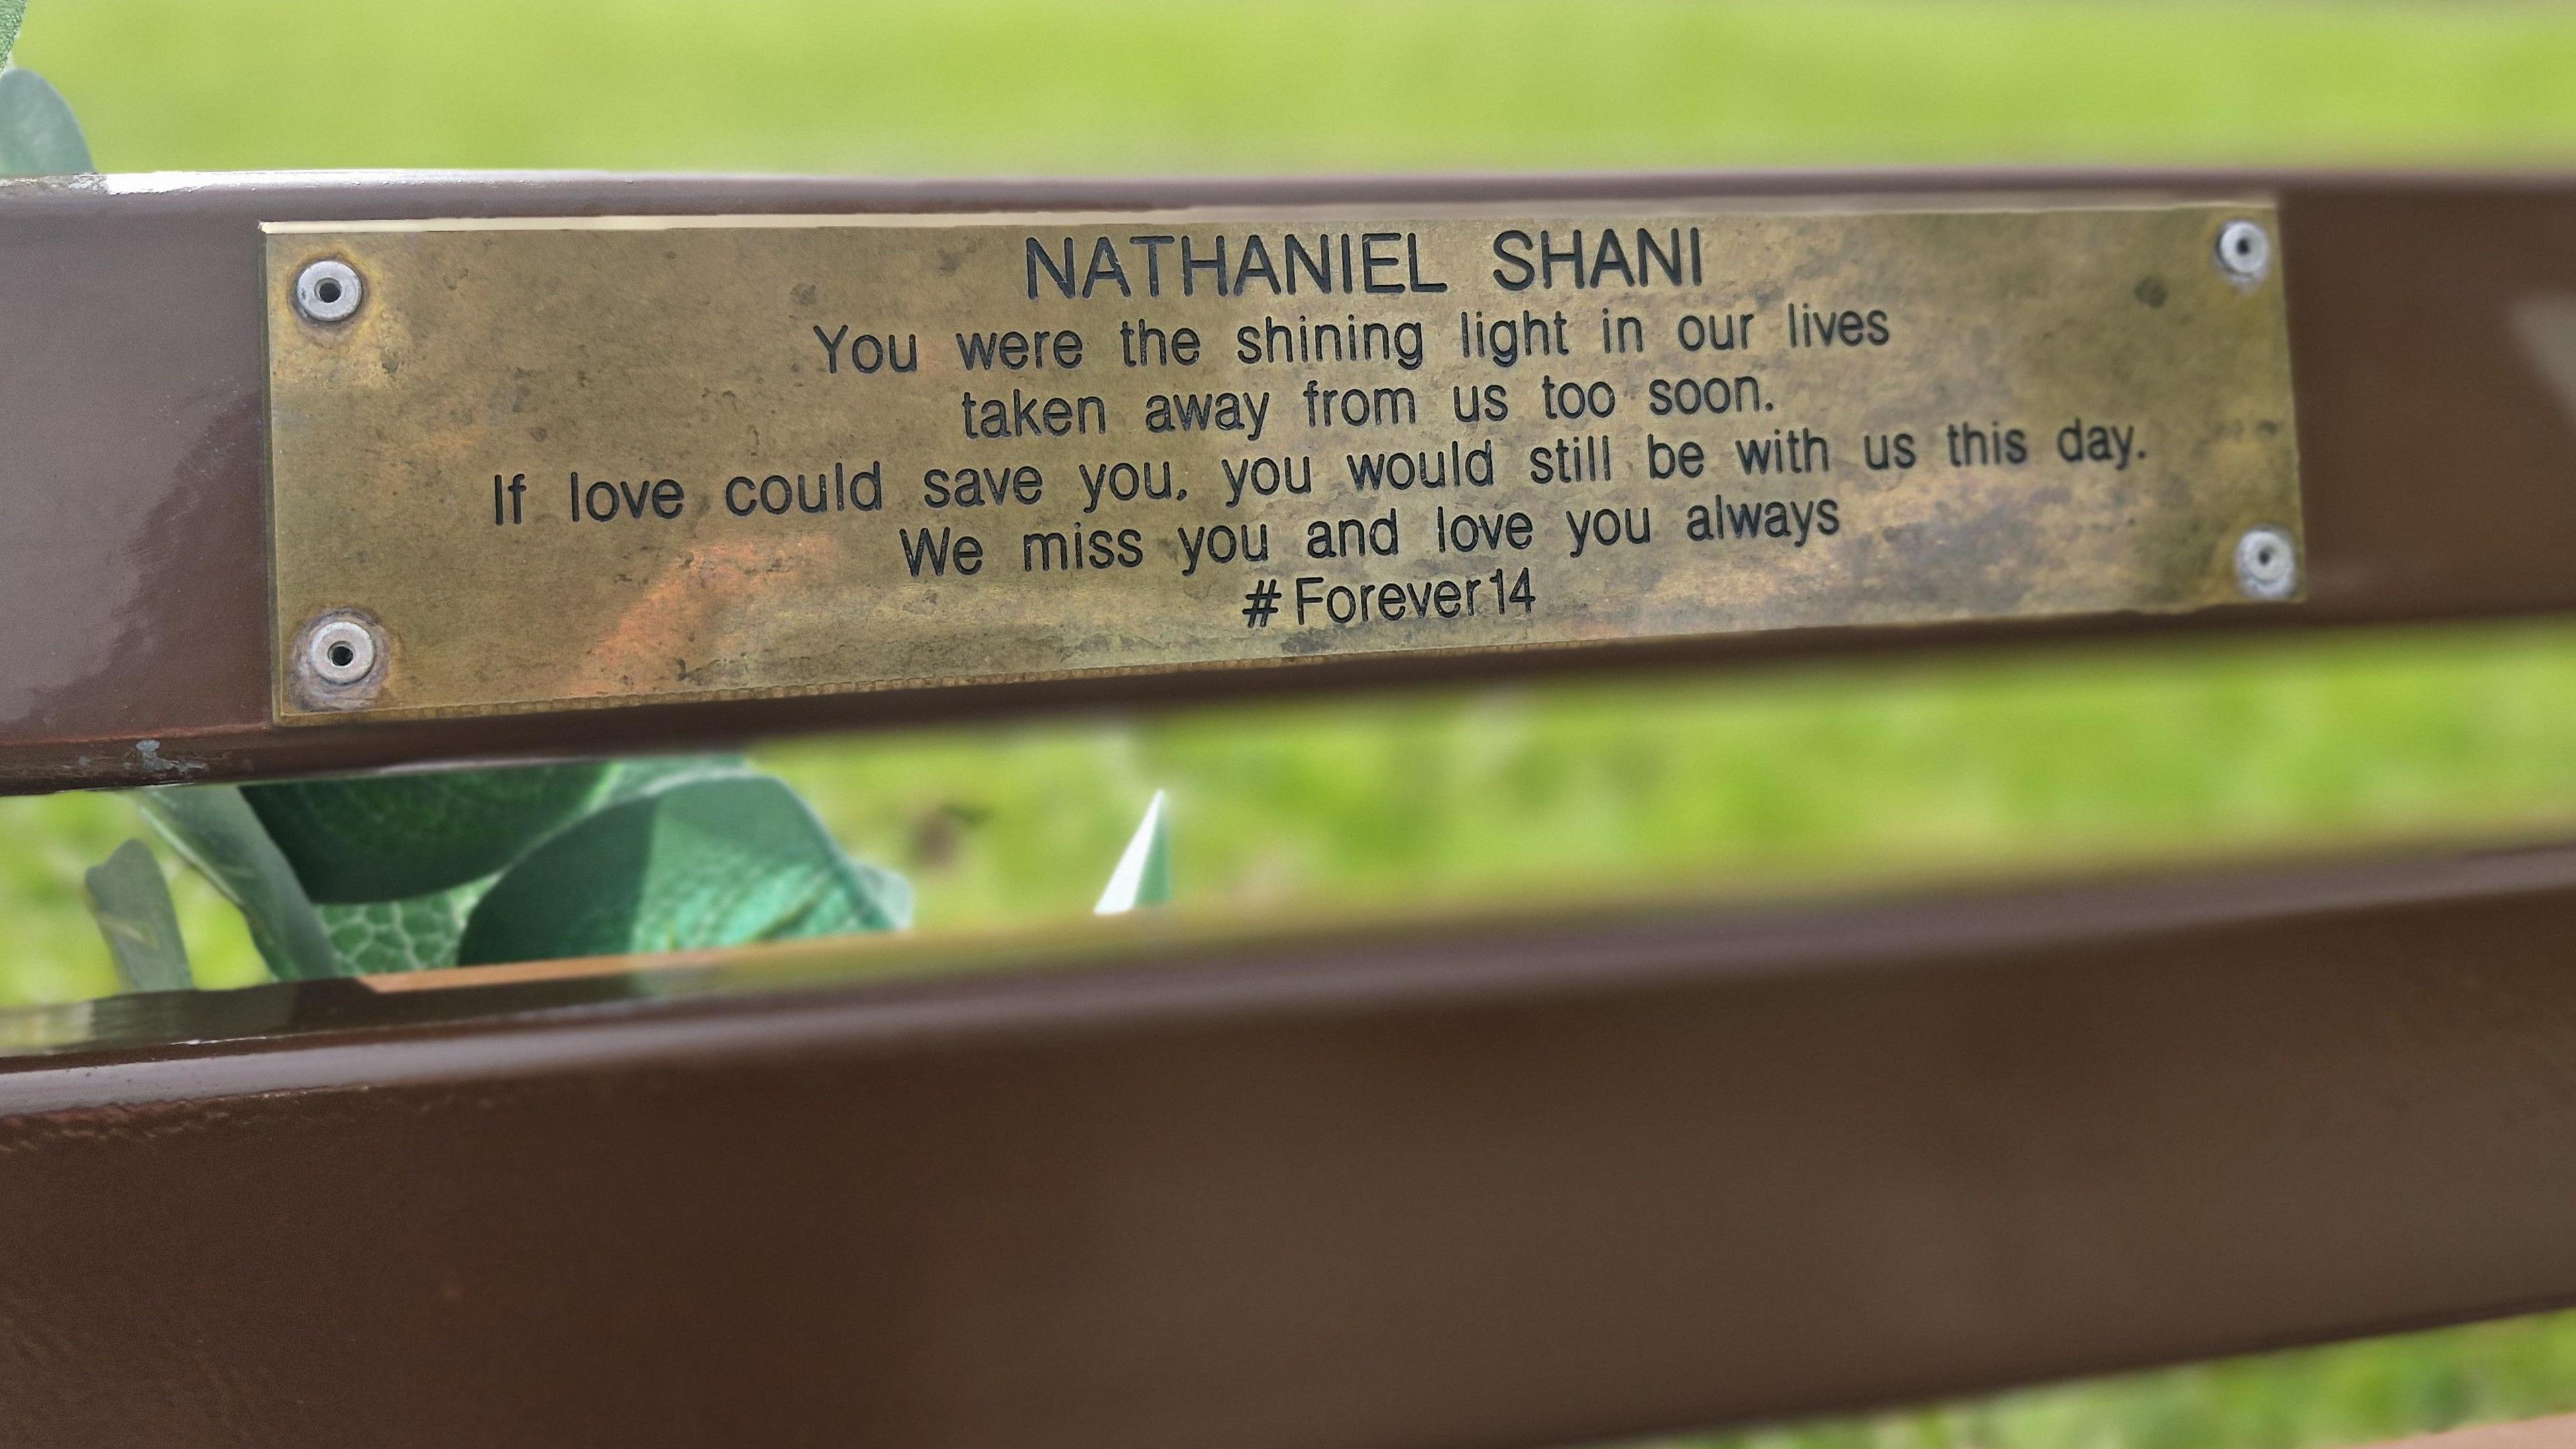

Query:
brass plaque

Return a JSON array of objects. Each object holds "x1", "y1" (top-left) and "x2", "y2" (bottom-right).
[{"x1": 264, "y1": 203, "x2": 2299, "y2": 721}]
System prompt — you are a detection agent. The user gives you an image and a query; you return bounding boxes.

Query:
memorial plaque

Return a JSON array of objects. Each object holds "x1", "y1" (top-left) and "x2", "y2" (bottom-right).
[{"x1": 263, "y1": 203, "x2": 2300, "y2": 721}]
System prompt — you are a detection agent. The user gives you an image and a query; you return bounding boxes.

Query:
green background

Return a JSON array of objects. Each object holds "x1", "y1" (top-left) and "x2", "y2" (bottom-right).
[{"x1": 13, "y1": 2, "x2": 2576, "y2": 1444}]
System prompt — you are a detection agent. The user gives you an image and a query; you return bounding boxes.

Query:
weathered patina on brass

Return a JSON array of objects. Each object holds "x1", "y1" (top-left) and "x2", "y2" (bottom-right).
[{"x1": 262, "y1": 203, "x2": 2300, "y2": 722}]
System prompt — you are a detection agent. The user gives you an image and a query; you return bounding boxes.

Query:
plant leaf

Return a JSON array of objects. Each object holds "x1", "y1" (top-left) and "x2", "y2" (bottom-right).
[
  {"x1": 138, "y1": 785, "x2": 340, "y2": 981},
  {"x1": 241, "y1": 761, "x2": 615, "y2": 903},
  {"x1": 0, "y1": 66, "x2": 91, "y2": 176},
  {"x1": 597, "y1": 752, "x2": 754, "y2": 805},
  {"x1": 276, "y1": 757, "x2": 754, "y2": 975},
  {"x1": 317, "y1": 880, "x2": 486, "y2": 975},
  {"x1": 0, "y1": 1, "x2": 23, "y2": 68},
  {"x1": 456, "y1": 775, "x2": 908, "y2": 965},
  {"x1": 1093, "y1": 789, "x2": 1171, "y2": 914},
  {"x1": 83, "y1": 839, "x2": 193, "y2": 992}
]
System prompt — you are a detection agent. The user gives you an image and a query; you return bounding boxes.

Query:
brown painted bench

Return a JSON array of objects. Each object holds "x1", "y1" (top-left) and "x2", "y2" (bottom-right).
[{"x1": 6, "y1": 168, "x2": 2576, "y2": 1446}]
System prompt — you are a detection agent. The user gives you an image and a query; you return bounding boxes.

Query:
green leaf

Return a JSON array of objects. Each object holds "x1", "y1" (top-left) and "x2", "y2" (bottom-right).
[
  {"x1": 0, "y1": 1, "x2": 23, "y2": 68},
  {"x1": 1093, "y1": 790, "x2": 1171, "y2": 914},
  {"x1": 83, "y1": 839, "x2": 193, "y2": 993},
  {"x1": 0, "y1": 66, "x2": 91, "y2": 176},
  {"x1": 597, "y1": 752, "x2": 754, "y2": 805},
  {"x1": 456, "y1": 775, "x2": 908, "y2": 965},
  {"x1": 241, "y1": 761, "x2": 614, "y2": 903},
  {"x1": 138, "y1": 785, "x2": 340, "y2": 981},
  {"x1": 317, "y1": 880, "x2": 486, "y2": 975}
]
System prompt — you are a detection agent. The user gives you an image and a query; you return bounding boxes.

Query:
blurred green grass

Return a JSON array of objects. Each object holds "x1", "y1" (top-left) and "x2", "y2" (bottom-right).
[
  {"x1": 1697, "y1": 1307, "x2": 2576, "y2": 1449},
  {"x1": 22, "y1": 0, "x2": 2576, "y2": 174},
  {"x1": 15, "y1": 3, "x2": 2576, "y2": 1444},
  {"x1": 771, "y1": 625, "x2": 2576, "y2": 935},
  {"x1": 28, "y1": 621, "x2": 2576, "y2": 1006}
]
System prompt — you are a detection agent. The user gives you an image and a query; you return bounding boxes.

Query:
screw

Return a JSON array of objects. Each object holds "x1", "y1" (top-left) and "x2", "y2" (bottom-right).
[
  {"x1": 293, "y1": 259, "x2": 364, "y2": 324},
  {"x1": 2235, "y1": 526, "x2": 2298, "y2": 600},
  {"x1": 301, "y1": 615, "x2": 381, "y2": 686},
  {"x1": 2214, "y1": 220, "x2": 2271, "y2": 284}
]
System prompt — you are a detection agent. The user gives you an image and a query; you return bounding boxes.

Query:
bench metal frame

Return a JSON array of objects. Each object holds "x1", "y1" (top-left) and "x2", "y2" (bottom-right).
[{"x1": 7, "y1": 168, "x2": 2576, "y2": 1445}]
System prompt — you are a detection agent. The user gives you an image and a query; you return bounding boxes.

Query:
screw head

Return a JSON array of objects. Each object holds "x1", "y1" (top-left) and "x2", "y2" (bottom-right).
[
  {"x1": 2214, "y1": 220, "x2": 2271, "y2": 284},
  {"x1": 293, "y1": 259, "x2": 364, "y2": 324},
  {"x1": 2235, "y1": 526, "x2": 2298, "y2": 600},
  {"x1": 302, "y1": 616, "x2": 380, "y2": 686}
]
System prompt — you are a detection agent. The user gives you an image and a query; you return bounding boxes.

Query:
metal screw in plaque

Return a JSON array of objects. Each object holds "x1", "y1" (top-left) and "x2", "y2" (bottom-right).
[
  {"x1": 2214, "y1": 219, "x2": 2271, "y2": 284},
  {"x1": 296, "y1": 608, "x2": 381, "y2": 686},
  {"x1": 292, "y1": 258, "x2": 364, "y2": 323},
  {"x1": 2235, "y1": 527, "x2": 2298, "y2": 600}
]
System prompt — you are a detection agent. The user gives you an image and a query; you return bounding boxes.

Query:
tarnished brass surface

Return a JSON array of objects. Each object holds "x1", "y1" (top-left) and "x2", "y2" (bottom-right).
[{"x1": 263, "y1": 203, "x2": 2298, "y2": 721}]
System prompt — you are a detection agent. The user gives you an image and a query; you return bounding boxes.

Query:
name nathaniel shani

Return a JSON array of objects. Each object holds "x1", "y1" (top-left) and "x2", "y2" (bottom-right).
[{"x1": 493, "y1": 227, "x2": 2146, "y2": 627}]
